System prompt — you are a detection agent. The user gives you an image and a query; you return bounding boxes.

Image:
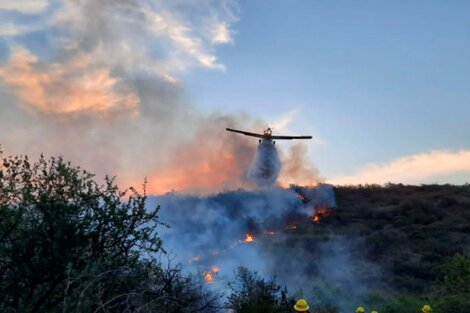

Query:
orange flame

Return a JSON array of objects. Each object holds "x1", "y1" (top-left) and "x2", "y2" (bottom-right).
[
  {"x1": 312, "y1": 206, "x2": 331, "y2": 224},
  {"x1": 204, "y1": 271, "x2": 215, "y2": 284},
  {"x1": 242, "y1": 233, "x2": 255, "y2": 243},
  {"x1": 204, "y1": 266, "x2": 220, "y2": 284},
  {"x1": 189, "y1": 255, "x2": 201, "y2": 263}
]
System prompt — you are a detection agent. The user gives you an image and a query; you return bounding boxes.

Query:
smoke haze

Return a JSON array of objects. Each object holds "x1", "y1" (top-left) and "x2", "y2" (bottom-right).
[
  {"x1": 149, "y1": 185, "x2": 381, "y2": 311},
  {"x1": 152, "y1": 185, "x2": 336, "y2": 279},
  {"x1": 0, "y1": 0, "x2": 321, "y2": 195}
]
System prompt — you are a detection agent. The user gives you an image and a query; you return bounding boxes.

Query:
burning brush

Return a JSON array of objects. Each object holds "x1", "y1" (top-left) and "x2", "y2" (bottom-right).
[
  {"x1": 204, "y1": 266, "x2": 221, "y2": 284},
  {"x1": 293, "y1": 186, "x2": 334, "y2": 224},
  {"x1": 155, "y1": 184, "x2": 336, "y2": 287},
  {"x1": 313, "y1": 205, "x2": 332, "y2": 223},
  {"x1": 241, "y1": 233, "x2": 255, "y2": 243}
]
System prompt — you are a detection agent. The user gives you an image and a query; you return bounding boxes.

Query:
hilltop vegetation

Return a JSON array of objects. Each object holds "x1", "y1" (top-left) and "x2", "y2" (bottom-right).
[
  {"x1": 265, "y1": 184, "x2": 470, "y2": 313},
  {"x1": 335, "y1": 184, "x2": 470, "y2": 312},
  {"x1": 334, "y1": 184, "x2": 469, "y2": 293}
]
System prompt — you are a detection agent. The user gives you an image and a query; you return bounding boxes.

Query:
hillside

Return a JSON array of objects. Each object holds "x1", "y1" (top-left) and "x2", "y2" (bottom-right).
[
  {"x1": 153, "y1": 183, "x2": 470, "y2": 313},
  {"x1": 1, "y1": 153, "x2": 469, "y2": 313},
  {"x1": 264, "y1": 184, "x2": 470, "y2": 312}
]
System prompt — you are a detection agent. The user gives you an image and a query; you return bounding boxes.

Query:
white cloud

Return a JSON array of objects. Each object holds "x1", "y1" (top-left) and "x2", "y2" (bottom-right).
[
  {"x1": 53, "y1": 0, "x2": 232, "y2": 73},
  {"x1": 0, "y1": 0, "x2": 239, "y2": 115},
  {"x1": 0, "y1": 0, "x2": 49, "y2": 14},
  {"x1": 156, "y1": 12, "x2": 226, "y2": 71},
  {"x1": 2, "y1": 0, "x2": 237, "y2": 76},
  {"x1": 271, "y1": 109, "x2": 300, "y2": 132},
  {"x1": 270, "y1": 109, "x2": 325, "y2": 143},
  {"x1": 210, "y1": 22, "x2": 232, "y2": 44},
  {"x1": 0, "y1": 23, "x2": 30, "y2": 36},
  {"x1": 331, "y1": 150, "x2": 470, "y2": 185}
]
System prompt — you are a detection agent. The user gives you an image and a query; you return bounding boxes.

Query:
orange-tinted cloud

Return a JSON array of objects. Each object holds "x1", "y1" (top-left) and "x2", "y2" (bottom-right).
[
  {"x1": 278, "y1": 142, "x2": 322, "y2": 187},
  {"x1": 331, "y1": 150, "x2": 470, "y2": 185},
  {"x1": 144, "y1": 144, "x2": 253, "y2": 195},
  {"x1": 0, "y1": 48, "x2": 138, "y2": 115},
  {"x1": 130, "y1": 117, "x2": 258, "y2": 195}
]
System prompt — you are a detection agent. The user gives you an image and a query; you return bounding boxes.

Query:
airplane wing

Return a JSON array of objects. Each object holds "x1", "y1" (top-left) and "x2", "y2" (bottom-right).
[
  {"x1": 226, "y1": 128, "x2": 264, "y2": 138},
  {"x1": 270, "y1": 135, "x2": 312, "y2": 140}
]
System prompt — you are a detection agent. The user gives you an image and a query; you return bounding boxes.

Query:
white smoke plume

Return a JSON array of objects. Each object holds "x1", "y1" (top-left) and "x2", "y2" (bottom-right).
[
  {"x1": 149, "y1": 185, "x2": 384, "y2": 312},
  {"x1": 149, "y1": 185, "x2": 338, "y2": 288},
  {"x1": 248, "y1": 140, "x2": 281, "y2": 187}
]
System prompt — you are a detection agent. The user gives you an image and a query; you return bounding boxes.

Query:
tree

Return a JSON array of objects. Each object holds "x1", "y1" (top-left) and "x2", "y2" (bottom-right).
[
  {"x1": 0, "y1": 151, "x2": 206, "y2": 312},
  {"x1": 227, "y1": 267, "x2": 294, "y2": 313}
]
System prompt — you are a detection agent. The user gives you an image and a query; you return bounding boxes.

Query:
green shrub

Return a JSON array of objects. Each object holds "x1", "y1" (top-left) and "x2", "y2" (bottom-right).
[{"x1": 227, "y1": 267, "x2": 294, "y2": 313}]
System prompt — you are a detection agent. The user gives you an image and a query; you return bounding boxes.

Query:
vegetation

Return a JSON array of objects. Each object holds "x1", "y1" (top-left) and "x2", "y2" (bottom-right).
[
  {"x1": 0, "y1": 152, "x2": 221, "y2": 313},
  {"x1": 274, "y1": 184, "x2": 470, "y2": 313},
  {"x1": 227, "y1": 267, "x2": 294, "y2": 313},
  {"x1": 335, "y1": 184, "x2": 470, "y2": 310},
  {"x1": 1, "y1": 149, "x2": 468, "y2": 313}
]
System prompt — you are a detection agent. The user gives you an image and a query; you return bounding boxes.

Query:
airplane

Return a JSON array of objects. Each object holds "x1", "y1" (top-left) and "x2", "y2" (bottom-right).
[{"x1": 226, "y1": 127, "x2": 312, "y2": 145}]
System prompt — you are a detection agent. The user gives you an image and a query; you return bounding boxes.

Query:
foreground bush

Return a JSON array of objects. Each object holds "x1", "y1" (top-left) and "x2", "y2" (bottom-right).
[
  {"x1": 0, "y1": 152, "x2": 221, "y2": 313},
  {"x1": 227, "y1": 267, "x2": 294, "y2": 313}
]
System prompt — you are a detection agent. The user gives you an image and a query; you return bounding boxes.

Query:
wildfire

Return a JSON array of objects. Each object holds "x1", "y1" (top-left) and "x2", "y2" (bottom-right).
[
  {"x1": 232, "y1": 233, "x2": 256, "y2": 247},
  {"x1": 204, "y1": 266, "x2": 221, "y2": 284},
  {"x1": 189, "y1": 255, "x2": 201, "y2": 263},
  {"x1": 312, "y1": 206, "x2": 331, "y2": 223},
  {"x1": 204, "y1": 271, "x2": 215, "y2": 284},
  {"x1": 242, "y1": 233, "x2": 255, "y2": 243}
]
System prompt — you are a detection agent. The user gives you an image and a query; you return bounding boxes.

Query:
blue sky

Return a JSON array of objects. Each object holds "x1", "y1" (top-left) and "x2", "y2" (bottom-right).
[
  {"x1": 182, "y1": 0, "x2": 470, "y2": 183},
  {"x1": 0, "y1": 0, "x2": 469, "y2": 189}
]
